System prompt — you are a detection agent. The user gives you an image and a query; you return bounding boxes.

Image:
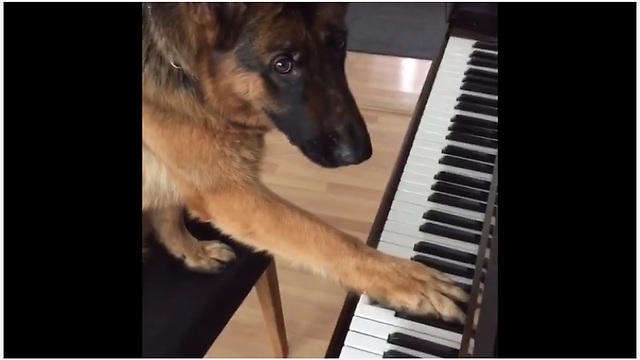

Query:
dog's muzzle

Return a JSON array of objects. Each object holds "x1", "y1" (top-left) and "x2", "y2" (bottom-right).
[{"x1": 301, "y1": 122, "x2": 373, "y2": 168}]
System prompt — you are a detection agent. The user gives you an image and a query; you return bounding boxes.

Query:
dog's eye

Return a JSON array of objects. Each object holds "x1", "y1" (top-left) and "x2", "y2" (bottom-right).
[
  {"x1": 328, "y1": 32, "x2": 347, "y2": 51},
  {"x1": 273, "y1": 55, "x2": 293, "y2": 75}
]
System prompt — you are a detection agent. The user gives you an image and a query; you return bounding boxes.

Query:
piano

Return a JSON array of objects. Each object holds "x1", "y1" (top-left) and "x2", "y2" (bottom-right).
[{"x1": 325, "y1": 3, "x2": 498, "y2": 358}]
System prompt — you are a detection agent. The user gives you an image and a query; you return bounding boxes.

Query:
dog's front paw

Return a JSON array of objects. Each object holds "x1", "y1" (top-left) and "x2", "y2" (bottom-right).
[
  {"x1": 183, "y1": 241, "x2": 236, "y2": 273},
  {"x1": 369, "y1": 256, "x2": 470, "y2": 324}
]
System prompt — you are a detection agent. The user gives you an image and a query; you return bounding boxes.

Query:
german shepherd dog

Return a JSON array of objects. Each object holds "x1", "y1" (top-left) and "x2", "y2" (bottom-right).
[{"x1": 142, "y1": 3, "x2": 472, "y2": 326}]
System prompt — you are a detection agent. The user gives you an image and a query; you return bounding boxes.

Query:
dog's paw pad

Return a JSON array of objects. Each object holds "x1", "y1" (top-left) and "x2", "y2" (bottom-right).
[{"x1": 184, "y1": 241, "x2": 236, "y2": 273}]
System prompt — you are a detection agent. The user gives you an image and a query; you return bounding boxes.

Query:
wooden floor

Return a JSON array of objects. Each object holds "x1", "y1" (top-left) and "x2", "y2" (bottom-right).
[{"x1": 206, "y1": 52, "x2": 432, "y2": 358}]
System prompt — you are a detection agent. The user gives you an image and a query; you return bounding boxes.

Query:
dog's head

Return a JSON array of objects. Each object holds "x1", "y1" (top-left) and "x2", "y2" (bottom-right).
[{"x1": 147, "y1": 3, "x2": 373, "y2": 168}]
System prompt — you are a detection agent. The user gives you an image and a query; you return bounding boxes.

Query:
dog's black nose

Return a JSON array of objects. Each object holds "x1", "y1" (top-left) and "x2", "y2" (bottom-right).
[
  {"x1": 331, "y1": 139, "x2": 368, "y2": 165},
  {"x1": 330, "y1": 122, "x2": 373, "y2": 166},
  {"x1": 299, "y1": 121, "x2": 372, "y2": 168}
]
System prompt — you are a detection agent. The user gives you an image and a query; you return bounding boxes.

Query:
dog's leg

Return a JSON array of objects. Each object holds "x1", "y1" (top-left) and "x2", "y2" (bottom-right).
[
  {"x1": 142, "y1": 111, "x2": 467, "y2": 322},
  {"x1": 149, "y1": 206, "x2": 236, "y2": 272},
  {"x1": 183, "y1": 183, "x2": 469, "y2": 323}
]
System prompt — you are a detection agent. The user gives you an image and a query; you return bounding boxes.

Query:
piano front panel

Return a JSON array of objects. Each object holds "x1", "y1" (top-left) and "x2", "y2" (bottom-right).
[{"x1": 337, "y1": 35, "x2": 498, "y2": 359}]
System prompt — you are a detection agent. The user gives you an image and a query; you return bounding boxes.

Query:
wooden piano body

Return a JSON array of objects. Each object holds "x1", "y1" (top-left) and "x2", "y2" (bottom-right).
[{"x1": 325, "y1": 3, "x2": 498, "y2": 358}]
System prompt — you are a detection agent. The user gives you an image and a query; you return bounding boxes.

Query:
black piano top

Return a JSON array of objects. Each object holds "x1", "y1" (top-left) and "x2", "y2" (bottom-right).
[{"x1": 448, "y1": 2, "x2": 498, "y2": 41}]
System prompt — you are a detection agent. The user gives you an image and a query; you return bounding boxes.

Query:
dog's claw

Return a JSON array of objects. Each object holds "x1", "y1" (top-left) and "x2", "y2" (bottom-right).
[{"x1": 183, "y1": 241, "x2": 236, "y2": 273}]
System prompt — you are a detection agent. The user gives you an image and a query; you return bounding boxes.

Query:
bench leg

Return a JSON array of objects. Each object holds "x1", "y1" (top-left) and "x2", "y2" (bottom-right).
[{"x1": 255, "y1": 258, "x2": 289, "y2": 358}]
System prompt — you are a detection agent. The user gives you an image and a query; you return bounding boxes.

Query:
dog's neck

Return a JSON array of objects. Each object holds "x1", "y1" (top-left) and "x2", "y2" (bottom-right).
[
  {"x1": 142, "y1": 3, "x2": 274, "y2": 135},
  {"x1": 166, "y1": 60, "x2": 198, "y2": 82}
]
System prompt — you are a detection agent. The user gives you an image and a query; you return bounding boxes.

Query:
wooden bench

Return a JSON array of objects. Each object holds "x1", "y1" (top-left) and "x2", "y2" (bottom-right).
[{"x1": 142, "y1": 213, "x2": 288, "y2": 357}]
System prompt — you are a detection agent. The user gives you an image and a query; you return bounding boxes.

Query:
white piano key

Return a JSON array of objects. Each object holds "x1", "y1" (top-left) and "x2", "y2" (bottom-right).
[
  {"x1": 440, "y1": 52, "x2": 494, "y2": 68},
  {"x1": 413, "y1": 130, "x2": 498, "y2": 155},
  {"x1": 440, "y1": 49, "x2": 498, "y2": 70},
  {"x1": 426, "y1": 90, "x2": 498, "y2": 112},
  {"x1": 446, "y1": 36, "x2": 476, "y2": 47},
  {"x1": 400, "y1": 166, "x2": 493, "y2": 194},
  {"x1": 339, "y1": 345, "x2": 380, "y2": 359},
  {"x1": 409, "y1": 141, "x2": 495, "y2": 163},
  {"x1": 395, "y1": 180, "x2": 433, "y2": 196},
  {"x1": 386, "y1": 207, "x2": 484, "y2": 237},
  {"x1": 394, "y1": 187, "x2": 488, "y2": 209},
  {"x1": 378, "y1": 237, "x2": 479, "y2": 279},
  {"x1": 431, "y1": 81, "x2": 498, "y2": 101},
  {"x1": 381, "y1": 220, "x2": 479, "y2": 255},
  {"x1": 389, "y1": 196, "x2": 492, "y2": 225},
  {"x1": 378, "y1": 241, "x2": 489, "y2": 292},
  {"x1": 344, "y1": 331, "x2": 439, "y2": 358},
  {"x1": 393, "y1": 190, "x2": 486, "y2": 220},
  {"x1": 420, "y1": 109, "x2": 488, "y2": 128},
  {"x1": 392, "y1": 190, "x2": 489, "y2": 223},
  {"x1": 404, "y1": 155, "x2": 494, "y2": 181},
  {"x1": 443, "y1": 41, "x2": 497, "y2": 58},
  {"x1": 406, "y1": 144, "x2": 495, "y2": 167},
  {"x1": 349, "y1": 316, "x2": 467, "y2": 353},
  {"x1": 439, "y1": 57, "x2": 497, "y2": 76},
  {"x1": 379, "y1": 225, "x2": 478, "y2": 256},
  {"x1": 441, "y1": 61, "x2": 498, "y2": 75},
  {"x1": 392, "y1": 185, "x2": 487, "y2": 219},
  {"x1": 426, "y1": 102, "x2": 498, "y2": 123},
  {"x1": 386, "y1": 208, "x2": 424, "y2": 226},
  {"x1": 397, "y1": 171, "x2": 496, "y2": 198},
  {"x1": 406, "y1": 152, "x2": 495, "y2": 179},
  {"x1": 354, "y1": 295, "x2": 469, "y2": 345}
]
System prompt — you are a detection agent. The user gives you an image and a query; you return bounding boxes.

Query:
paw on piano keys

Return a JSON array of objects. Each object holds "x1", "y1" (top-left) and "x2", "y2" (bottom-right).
[{"x1": 332, "y1": 32, "x2": 498, "y2": 359}]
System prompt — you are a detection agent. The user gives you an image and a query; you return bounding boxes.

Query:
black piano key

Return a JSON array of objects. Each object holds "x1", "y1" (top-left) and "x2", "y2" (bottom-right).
[
  {"x1": 465, "y1": 68, "x2": 498, "y2": 82},
  {"x1": 461, "y1": 81, "x2": 498, "y2": 96},
  {"x1": 387, "y1": 333, "x2": 459, "y2": 358},
  {"x1": 415, "y1": 242, "x2": 490, "y2": 271},
  {"x1": 463, "y1": 73, "x2": 498, "y2": 89},
  {"x1": 470, "y1": 50, "x2": 498, "y2": 63},
  {"x1": 457, "y1": 94, "x2": 498, "y2": 109},
  {"x1": 423, "y1": 209, "x2": 486, "y2": 232},
  {"x1": 428, "y1": 193, "x2": 486, "y2": 213},
  {"x1": 383, "y1": 349, "x2": 418, "y2": 358},
  {"x1": 414, "y1": 241, "x2": 477, "y2": 266},
  {"x1": 440, "y1": 155, "x2": 494, "y2": 174},
  {"x1": 463, "y1": 74, "x2": 498, "y2": 88},
  {"x1": 455, "y1": 101, "x2": 498, "y2": 118},
  {"x1": 419, "y1": 222, "x2": 480, "y2": 245},
  {"x1": 443, "y1": 145, "x2": 496, "y2": 164},
  {"x1": 431, "y1": 181, "x2": 489, "y2": 202},
  {"x1": 451, "y1": 114, "x2": 498, "y2": 130},
  {"x1": 447, "y1": 132, "x2": 498, "y2": 149},
  {"x1": 395, "y1": 311, "x2": 464, "y2": 334},
  {"x1": 463, "y1": 75, "x2": 497, "y2": 89},
  {"x1": 412, "y1": 254, "x2": 475, "y2": 279},
  {"x1": 455, "y1": 281, "x2": 472, "y2": 294},
  {"x1": 448, "y1": 123, "x2": 498, "y2": 140},
  {"x1": 473, "y1": 41, "x2": 498, "y2": 52},
  {"x1": 468, "y1": 57, "x2": 498, "y2": 70},
  {"x1": 434, "y1": 171, "x2": 492, "y2": 191}
]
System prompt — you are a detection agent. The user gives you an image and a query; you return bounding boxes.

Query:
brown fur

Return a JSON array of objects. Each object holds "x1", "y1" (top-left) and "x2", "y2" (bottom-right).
[{"x1": 142, "y1": 2, "x2": 470, "y2": 324}]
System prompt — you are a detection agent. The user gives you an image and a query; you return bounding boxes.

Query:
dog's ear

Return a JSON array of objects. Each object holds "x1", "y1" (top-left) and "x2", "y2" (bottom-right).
[{"x1": 195, "y1": 2, "x2": 249, "y2": 50}]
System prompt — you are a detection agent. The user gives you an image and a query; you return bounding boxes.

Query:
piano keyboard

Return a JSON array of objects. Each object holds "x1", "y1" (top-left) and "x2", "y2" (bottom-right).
[{"x1": 339, "y1": 36, "x2": 498, "y2": 358}]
